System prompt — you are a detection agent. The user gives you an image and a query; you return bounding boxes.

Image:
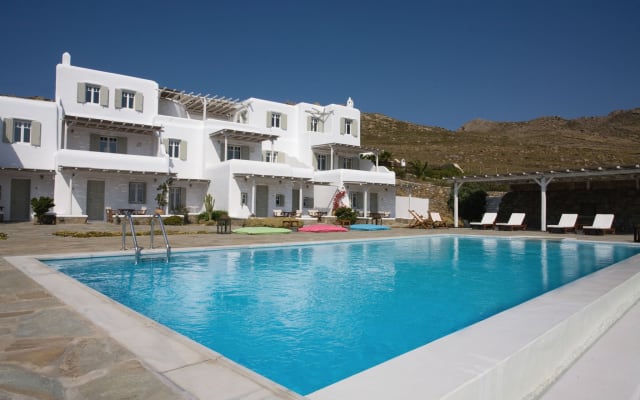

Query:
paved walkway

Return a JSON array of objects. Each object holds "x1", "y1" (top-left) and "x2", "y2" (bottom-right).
[{"x1": 0, "y1": 221, "x2": 638, "y2": 399}]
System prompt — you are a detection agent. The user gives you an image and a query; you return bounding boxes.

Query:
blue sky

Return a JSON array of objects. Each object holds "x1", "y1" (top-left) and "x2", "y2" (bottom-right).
[{"x1": 2, "y1": 0, "x2": 639, "y2": 130}]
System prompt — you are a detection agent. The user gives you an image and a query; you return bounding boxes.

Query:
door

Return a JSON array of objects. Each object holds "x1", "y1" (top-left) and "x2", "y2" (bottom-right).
[
  {"x1": 292, "y1": 189, "x2": 300, "y2": 211},
  {"x1": 86, "y1": 180, "x2": 105, "y2": 220},
  {"x1": 10, "y1": 179, "x2": 31, "y2": 221},
  {"x1": 255, "y1": 185, "x2": 268, "y2": 217},
  {"x1": 370, "y1": 192, "x2": 379, "y2": 213}
]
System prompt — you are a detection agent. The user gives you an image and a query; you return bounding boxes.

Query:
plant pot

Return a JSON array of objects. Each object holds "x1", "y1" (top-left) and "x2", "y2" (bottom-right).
[{"x1": 155, "y1": 208, "x2": 164, "y2": 215}]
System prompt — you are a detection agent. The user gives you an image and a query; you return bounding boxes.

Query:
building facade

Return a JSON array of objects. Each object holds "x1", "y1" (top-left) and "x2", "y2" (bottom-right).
[{"x1": 0, "y1": 53, "x2": 395, "y2": 222}]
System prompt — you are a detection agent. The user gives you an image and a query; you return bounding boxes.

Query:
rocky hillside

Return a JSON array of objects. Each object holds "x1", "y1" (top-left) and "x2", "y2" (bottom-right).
[{"x1": 361, "y1": 108, "x2": 640, "y2": 175}]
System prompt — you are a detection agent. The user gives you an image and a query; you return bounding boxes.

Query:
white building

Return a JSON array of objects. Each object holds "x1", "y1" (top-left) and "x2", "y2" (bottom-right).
[{"x1": 0, "y1": 53, "x2": 395, "y2": 222}]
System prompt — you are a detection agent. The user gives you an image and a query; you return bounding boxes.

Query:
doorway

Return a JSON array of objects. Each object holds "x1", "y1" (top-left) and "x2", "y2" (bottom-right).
[{"x1": 86, "y1": 180, "x2": 105, "y2": 220}]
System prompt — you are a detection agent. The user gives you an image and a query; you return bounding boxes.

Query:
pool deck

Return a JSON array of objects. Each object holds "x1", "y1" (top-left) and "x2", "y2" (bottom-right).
[{"x1": 1, "y1": 221, "x2": 639, "y2": 399}]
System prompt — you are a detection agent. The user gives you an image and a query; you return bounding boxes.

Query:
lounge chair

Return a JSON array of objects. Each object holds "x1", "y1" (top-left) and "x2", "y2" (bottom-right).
[
  {"x1": 469, "y1": 212, "x2": 497, "y2": 229},
  {"x1": 547, "y1": 214, "x2": 578, "y2": 233},
  {"x1": 429, "y1": 212, "x2": 447, "y2": 228},
  {"x1": 495, "y1": 213, "x2": 527, "y2": 231},
  {"x1": 583, "y1": 214, "x2": 615, "y2": 235},
  {"x1": 408, "y1": 209, "x2": 431, "y2": 229}
]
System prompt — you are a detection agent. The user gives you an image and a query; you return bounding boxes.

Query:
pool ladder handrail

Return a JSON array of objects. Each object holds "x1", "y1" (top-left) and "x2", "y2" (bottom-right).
[
  {"x1": 150, "y1": 213, "x2": 171, "y2": 260},
  {"x1": 121, "y1": 212, "x2": 142, "y2": 258}
]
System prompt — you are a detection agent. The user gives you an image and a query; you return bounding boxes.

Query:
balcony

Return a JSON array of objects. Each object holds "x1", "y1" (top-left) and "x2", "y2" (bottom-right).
[
  {"x1": 211, "y1": 159, "x2": 314, "y2": 180},
  {"x1": 314, "y1": 168, "x2": 395, "y2": 185},
  {"x1": 55, "y1": 149, "x2": 170, "y2": 174}
]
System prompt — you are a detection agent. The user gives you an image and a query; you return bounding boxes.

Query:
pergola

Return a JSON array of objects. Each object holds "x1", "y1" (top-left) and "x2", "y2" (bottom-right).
[
  {"x1": 311, "y1": 143, "x2": 382, "y2": 171},
  {"x1": 447, "y1": 164, "x2": 640, "y2": 231},
  {"x1": 159, "y1": 88, "x2": 240, "y2": 120}
]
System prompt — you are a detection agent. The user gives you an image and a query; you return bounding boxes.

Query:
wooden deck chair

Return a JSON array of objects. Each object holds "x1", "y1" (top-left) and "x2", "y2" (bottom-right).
[
  {"x1": 469, "y1": 212, "x2": 497, "y2": 229},
  {"x1": 429, "y1": 212, "x2": 447, "y2": 228},
  {"x1": 547, "y1": 214, "x2": 578, "y2": 233},
  {"x1": 495, "y1": 213, "x2": 527, "y2": 230},
  {"x1": 408, "y1": 210, "x2": 431, "y2": 229},
  {"x1": 583, "y1": 214, "x2": 615, "y2": 235}
]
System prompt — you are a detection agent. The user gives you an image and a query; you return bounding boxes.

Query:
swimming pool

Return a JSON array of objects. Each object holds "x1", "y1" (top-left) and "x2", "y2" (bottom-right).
[{"x1": 43, "y1": 236, "x2": 640, "y2": 395}]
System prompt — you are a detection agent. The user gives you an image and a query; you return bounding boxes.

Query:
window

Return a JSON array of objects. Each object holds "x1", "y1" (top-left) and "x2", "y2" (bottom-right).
[
  {"x1": 275, "y1": 194, "x2": 285, "y2": 207},
  {"x1": 115, "y1": 89, "x2": 143, "y2": 111},
  {"x1": 227, "y1": 145, "x2": 241, "y2": 160},
  {"x1": 316, "y1": 154, "x2": 328, "y2": 170},
  {"x1": 310, "y1": 117, "x2": 319, "y2": 132},
  {"x1": 99, "y1": 137, "x2": 118, "y2": 153},
  {"x1": 344, "y1": 119, "x2": 353, "y2": 135},
  {"x1": 264, "y1": 150, "x2": 278, "y2": 163},
  {"x1": 267, "y1": 112, "x2": 287, "y2": 129},
  {"x1": 241, "y1": 192, "x2": 248, "y2": 206},
  {"x1": 350, "y1": 191, "x2": 362, "y2": 210},
  {"x1": 168, "y1": 139, "x2": 180, "y2": 158},
  {"x1": 13, "y1": 120, "x2": 31, "y2": 143},
  {"x1": 169, "y1": 187, "x2": 185, "y2": 212},
  {"x1": 342, "y1": 157, "x2": 353, "y2": 169},
  {"x1": 86, "y1": 85, "x2": 101, "y2": 104},
  {"x1": 77, "y1": 83, "x2": 108, "y2": 106},
  {"x1": 121, "y1": 91, "x2": 135, "y2": 109},
  {"x1": 271, "y1": 113, "x2": 281, "y2": 128},
  {"x1": 128, "y1": 182, "x2": 146, "y2": 204}
]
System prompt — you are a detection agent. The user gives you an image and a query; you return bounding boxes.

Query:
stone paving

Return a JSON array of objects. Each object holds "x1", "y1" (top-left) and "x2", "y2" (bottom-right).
[{"x1": 0, "y1": 221, "x2": 637, "y2": 399}]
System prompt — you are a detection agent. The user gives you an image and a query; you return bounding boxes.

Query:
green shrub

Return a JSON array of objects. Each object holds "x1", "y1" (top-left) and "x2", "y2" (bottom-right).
[
  {"x1": 162, "y1": 215, "x2": 184, "y2": 225},
  {"x1": 30, "y1": 196, "x2": 55, "y2": 224},
  {"x1": 447, "y1": 184, "x2": 487, "y2": 222},
  {"x1": 334, "y1": 207, "x2": 358, "y2": 224}
]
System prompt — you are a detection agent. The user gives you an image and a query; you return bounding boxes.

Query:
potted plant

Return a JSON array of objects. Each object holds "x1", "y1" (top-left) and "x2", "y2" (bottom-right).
[
  {"x1": 154, "y1": 177, "x2": 174, "y2": 214},
  {"x1": 31, "y1": 196, "x2": 55, "y2": 224}
]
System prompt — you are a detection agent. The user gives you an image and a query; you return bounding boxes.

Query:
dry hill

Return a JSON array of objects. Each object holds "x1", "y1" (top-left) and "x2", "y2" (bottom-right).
[{"x1": 361, "y1": 108, "x2": 640, "y2": 175}]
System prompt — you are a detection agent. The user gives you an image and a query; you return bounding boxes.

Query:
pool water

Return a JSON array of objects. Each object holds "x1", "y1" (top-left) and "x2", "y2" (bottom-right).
[{"x1": 44, "y1": 236, "x2": 640, "y2": 395}]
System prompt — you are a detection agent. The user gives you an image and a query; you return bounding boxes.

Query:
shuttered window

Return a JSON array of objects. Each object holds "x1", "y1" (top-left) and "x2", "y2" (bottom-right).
[{"x1": 2, "y1": 119, "x2": 40, "y2": 145}]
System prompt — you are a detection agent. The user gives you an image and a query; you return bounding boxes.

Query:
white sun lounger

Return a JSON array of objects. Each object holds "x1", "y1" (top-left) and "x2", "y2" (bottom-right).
[
  {"x1": 469, "y1": 212, "x2": 497, "y2": 229},
  {"x1": 495, "y1": 213, "x2": 527, "y2": 230},
  {"x1": 547, "y1": 214, "x2": 578, "y2": 233},
  {"x1": 583, "y1": 214, "x2": 615, "y2": 235}
]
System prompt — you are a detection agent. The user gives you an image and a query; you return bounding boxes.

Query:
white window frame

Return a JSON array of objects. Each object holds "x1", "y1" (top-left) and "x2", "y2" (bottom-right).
[
  {"x1": 13, "y1": 120, "x2": 31, "y2": 143},
  {"x1": 169, "y1": 187, "x2": 184, "y2": 212},
  {"x1": 241, "y1": 192, "x2": 248, "y2": 206},
  {"x1": 227, "y1": 145, "x2": 241, "y2": 160},
  {"x1": 264, "y1": 150, "x2": 278, "y2": 163},
  {"x1": 121, "y1": 90, "x2": 135, "y2": 109},
  {"x1": 275, "y1": 194, "x2": 285, "y2": 207},
  {"x1": 128, "y1": 182, "x2": 146, "y2": 204},
  {"x1": 344, "y1": 119, "x2": 353, "y2": 135},
  {"x1": 86, "y1": 84, "x2": 101, "y2": 104},
  {"x1": 310, "y1": 117, "x2": 319, "y2": 132},
  {"x1": 99, "y1": 136, "x2": 118, "y2": 153},
  {"x1": 342, "y1": 157, "x2": 353, "y2": 169},
  {"x1": 168, "y1": 139, "x2": 180, "y2": 158},
  {"x1": 316, "y1": 154, "x2": 328, "y2": 170},
  {"x1": 271, "y1": 113, "x2": 281, "y2": 128}
]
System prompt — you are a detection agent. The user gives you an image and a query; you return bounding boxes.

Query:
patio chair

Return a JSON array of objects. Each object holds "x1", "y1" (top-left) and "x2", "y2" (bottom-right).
[
  {"x1": 547, "y1": 214, "x2": 578, "y2": 233},
  {"x1": 583, "y1": 214, "x2": 615, "y2": 235},
  {"x1": 495, "y1": 213, "x2": 527, "y2": 231},
  {"x1": 429, "y1": 212, "x2": 447, "y2": 228},
  {"x1": 469, "y1": 212, "x2": 497, "y2": 229},
  {"x1": 408, "y1": 210, "x2": 432, "y2": 229},
  {"x1": 273, "y1": 209, "x2": 283, "y2": 217}
]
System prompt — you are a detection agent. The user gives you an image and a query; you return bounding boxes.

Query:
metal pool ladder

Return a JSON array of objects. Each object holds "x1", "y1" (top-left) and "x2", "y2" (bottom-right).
[
  {"x1": 150, "y1": 213, "x2": 171, "y2": 260},
  {"x1": 121, "y1": 212, "x2": 142, "y2": 258}
]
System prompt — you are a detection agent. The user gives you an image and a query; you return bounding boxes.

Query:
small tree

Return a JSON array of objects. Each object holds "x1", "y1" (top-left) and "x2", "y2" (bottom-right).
[
  {"x1": 31, "y1": 196, "x2": 55, "y2": 224},
  {"x1": 155, "y1": 177, "x2": 174, "y2": 213},
  {"x1": 447, "y1": 184, "x2": 487, "y2": 223},
  {"x1": 204, "y1": 194, "x2": 215, "y2": 221}
]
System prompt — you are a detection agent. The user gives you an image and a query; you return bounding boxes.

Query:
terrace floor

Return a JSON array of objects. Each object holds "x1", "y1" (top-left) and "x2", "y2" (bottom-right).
[{"x1": 1, "y1": 221, "x2": 638, "y2": 399}]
